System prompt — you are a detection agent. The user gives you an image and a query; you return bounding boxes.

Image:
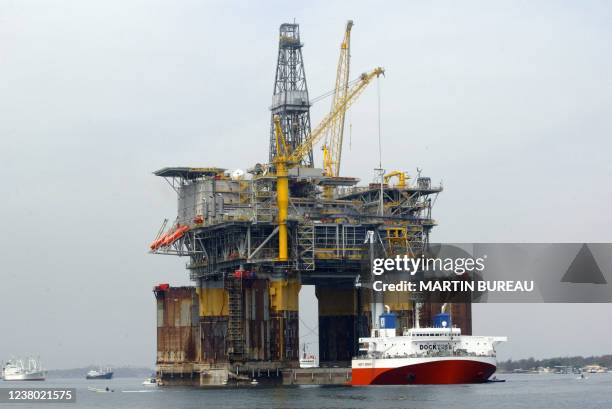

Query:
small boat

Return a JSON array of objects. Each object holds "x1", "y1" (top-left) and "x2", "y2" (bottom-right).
[
  {"x1": 299, "y1": 344, "x2": 318, "y2": 369},
  {"x1": 250, "y1": 379, "x2": 258, "y2": 385},
  {"x1": 87, "y1": 387, "x2": 114, "y2": 393},
  {"x1": 487, "y1": 376, "x2": 506, "y2": 383},
  {"x1": 583, "y1": 365, "x2": 607, "y2": 373},
  {"x1": 142, "y1": 377, "x2": 157, "y2": 386}
]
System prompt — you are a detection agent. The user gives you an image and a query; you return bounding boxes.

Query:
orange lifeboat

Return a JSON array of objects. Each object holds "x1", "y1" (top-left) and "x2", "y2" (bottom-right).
[
  {"x1": 161, "y1": 233, "x2": 174, "y2": 246},
  {"x1": 173, "y1": 225, "x2": 190, "y2": 241},
  {"x1": 151, "y1": 224, "x2": 191, "y2": 250},
  {"x1": 161, "y1": 225, "x2": 190, "y2": 246},
  {"x1": 169, "y1": 231, "x2": 182, "y2": 242},
  {"x1": 150, "y1": 236, "x2": 165, "y2": 250}
]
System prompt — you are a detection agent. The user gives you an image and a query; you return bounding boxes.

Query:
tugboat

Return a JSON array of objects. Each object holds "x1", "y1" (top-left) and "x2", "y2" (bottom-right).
[
  {"x1": 86, "y1": 367, "x2": 113, "y2": 380},
  {"x1": 352, "y1": 305, "x2": 507, "y2": 385}
]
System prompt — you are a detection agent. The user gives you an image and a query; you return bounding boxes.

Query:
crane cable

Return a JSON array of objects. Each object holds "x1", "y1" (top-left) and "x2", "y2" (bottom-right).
[
  {"x1": 309, "y1": 77, "x2": 361, "y2": 105},
  {"x1": 377, "y1": 75, "x2": 383, "y2": 169}
]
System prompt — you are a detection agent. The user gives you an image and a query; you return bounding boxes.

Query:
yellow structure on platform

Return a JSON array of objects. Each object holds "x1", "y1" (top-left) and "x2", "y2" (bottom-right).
[
  {"x1": 269, "y1": 279, "x2": 300, "y2": 312},
  {"x1": 272, "y1": 67, "x2": 385, "y2": 262},
  {"x1": 197, "y1": 285, "x2": 228, "y2": 317},
  {"x1": 384, "y1": 170, "x2": 408, "y2": 188},
  {"x1": 322, "y1": 20, "x2": 354, "y2": 198}
]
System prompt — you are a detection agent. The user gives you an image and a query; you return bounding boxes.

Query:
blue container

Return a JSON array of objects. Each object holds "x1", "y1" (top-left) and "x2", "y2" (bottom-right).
[
  {"x1": 433, "y1": 312, "x2": 452, "y2": 328},
  {"x1": 379, "y1": 312, "x2": 397, "y2": 329}
]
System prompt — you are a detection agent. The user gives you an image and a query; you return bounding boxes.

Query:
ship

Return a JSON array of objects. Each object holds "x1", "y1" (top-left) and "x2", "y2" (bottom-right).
[
  {"x1": 299, "y1": 344, "x2": 318, "y2": 369},
  {"x1": 2, "y1": 357, "x2": 47, "y2": 381},
  {"x1": 142, "y1": 376, "x2": 158, "y2": 386},
  {"x1": 583, "y1": 364, "x2": 608, "y2": 374},
  {"x1": 86, "y1": 367, "x2": 113, "y2": 380},
  {"x1": 352, "y1": 306, "x2": 507, "y2": 385}
]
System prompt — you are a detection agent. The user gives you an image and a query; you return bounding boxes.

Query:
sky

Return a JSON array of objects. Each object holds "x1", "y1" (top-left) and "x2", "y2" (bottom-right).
[{"x1": 1, "y1": 0, "x2": 611, "y2": 369}]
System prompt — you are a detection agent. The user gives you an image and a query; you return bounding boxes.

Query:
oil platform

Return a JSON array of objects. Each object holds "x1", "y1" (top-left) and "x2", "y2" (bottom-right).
[{"x1": 150, "y1": 22, "x2": 471, "y2": 386}]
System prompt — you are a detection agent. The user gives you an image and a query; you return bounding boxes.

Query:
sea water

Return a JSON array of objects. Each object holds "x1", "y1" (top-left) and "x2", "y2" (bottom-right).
[{"x1": 3, "y1": 373, "x2": 611, "y2": 409}]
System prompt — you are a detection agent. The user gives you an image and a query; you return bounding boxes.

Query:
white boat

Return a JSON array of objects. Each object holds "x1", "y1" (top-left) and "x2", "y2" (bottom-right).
[
  {"x1": 88, "y1": 387, "x2": 113, "y2": 393},
  {"x1": 142, "y1": 377, "x2": 158, "y2": 386},
  {"x1": 583, "y1": 365, "x2": 607, "y2": 373},
  {"x1": 2, "y1": 358, "x2": 47, "y2": 381},
  {"x1": 299, "y1": 344, "x2": 318, "y2": 368}
]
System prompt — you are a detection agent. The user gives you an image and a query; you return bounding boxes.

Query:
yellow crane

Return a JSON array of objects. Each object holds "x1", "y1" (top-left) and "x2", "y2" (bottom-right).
[
  {"x1": 384, "y1": 170, "x2": 408, "y2": 188},
  {"x1": 322, "y1": 20, "x2": 353, "y2": 190},
  {"x1": 273, "y1": 67, "x2": 384, "y2": 261}
]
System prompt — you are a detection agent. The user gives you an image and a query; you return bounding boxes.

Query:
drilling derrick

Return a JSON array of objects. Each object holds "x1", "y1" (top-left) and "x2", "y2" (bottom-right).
[{"x1": 269, "y1": 23, "x2": 313, "y2": 167}]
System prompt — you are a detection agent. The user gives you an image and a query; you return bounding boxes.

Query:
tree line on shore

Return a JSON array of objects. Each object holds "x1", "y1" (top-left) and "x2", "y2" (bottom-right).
[
  {"x1": 47, "y1": 366, "x2": 154, "y2": 378},
  {"x1": 498, "y1": 355, "x2": 612, "y2": 371}
]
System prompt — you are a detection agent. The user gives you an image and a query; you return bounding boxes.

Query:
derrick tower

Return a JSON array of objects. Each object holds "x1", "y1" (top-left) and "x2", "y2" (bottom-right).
[{"x1": 269, "y1": 23, "x2": 313, "y2": 167}]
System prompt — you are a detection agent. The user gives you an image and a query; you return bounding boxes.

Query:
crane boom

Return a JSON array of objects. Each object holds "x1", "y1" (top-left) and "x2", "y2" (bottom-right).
[
  {"x1": 273, "y1": 66, "x2": 384, "y2": 262},
  {"x1": 324, "y1": 20, "x2": 353, "y2": 178},
  {"x1": 287, "y1": 67, "x2": 384, "y2": 165}
]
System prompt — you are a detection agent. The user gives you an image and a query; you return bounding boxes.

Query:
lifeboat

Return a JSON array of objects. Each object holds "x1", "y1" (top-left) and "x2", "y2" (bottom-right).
[
  {"x1": 168, "y1": 230, "x2": 182, "y2": 242},
  {"x1": 162, "y1": 225, "x2": 190, "y2": 247},
  {"x1": 150, "y1": 225, "x2": 190, "y2": 250},
  {"x1": 150, "y1": 236, "x2": 165, "y2": 250},
  {"x1": 161, "y1": 233, "x2": 175, "y2": 246},
  {"x1": 168, "y1": 231, "x2": 181, "y2": 242},
  {"x1": 174, "y1": 225, "x2": 189, "y2": 239}
]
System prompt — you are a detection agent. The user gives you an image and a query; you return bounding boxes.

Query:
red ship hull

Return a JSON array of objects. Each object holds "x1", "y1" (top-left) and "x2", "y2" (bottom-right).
[{"x1": 352, "y1": 359, "x2": 496, "y2": 385}]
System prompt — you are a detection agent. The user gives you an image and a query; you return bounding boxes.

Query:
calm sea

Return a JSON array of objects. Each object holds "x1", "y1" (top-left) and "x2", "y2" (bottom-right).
[{"x1": 3, "y1": 373, "x2": 611, "y2": 409}]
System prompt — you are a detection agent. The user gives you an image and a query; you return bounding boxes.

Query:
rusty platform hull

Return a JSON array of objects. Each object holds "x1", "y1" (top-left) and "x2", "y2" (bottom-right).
[
  {"x1": 282, "y1": 367, "x2": 352, "y2": 385},
  {"x1": 157, "y1": 363, "x2": 352, "y2": 387},
  {"x1": 157, "y1": 362, "x2": 286, "y2": 387}
]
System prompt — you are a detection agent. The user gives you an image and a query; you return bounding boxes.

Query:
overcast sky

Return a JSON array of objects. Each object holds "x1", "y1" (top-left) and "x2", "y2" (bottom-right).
[{"x1": 1, "y1": 0, "x2": 611, "y2": 369}]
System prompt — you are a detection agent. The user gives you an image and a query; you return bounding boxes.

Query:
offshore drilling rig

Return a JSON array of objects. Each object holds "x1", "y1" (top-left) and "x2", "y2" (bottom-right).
[{"x1": 150, "y1": 21, "x2": 471, "y2": 386}]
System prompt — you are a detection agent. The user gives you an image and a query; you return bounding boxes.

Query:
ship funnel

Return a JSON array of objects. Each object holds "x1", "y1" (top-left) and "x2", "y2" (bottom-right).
[
  {"x1": 433, "y1": 312, "x2": 452, "y2": 328},
  {"x1": 378, "y1": 311, "x2": 397, "y2": 337}
]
